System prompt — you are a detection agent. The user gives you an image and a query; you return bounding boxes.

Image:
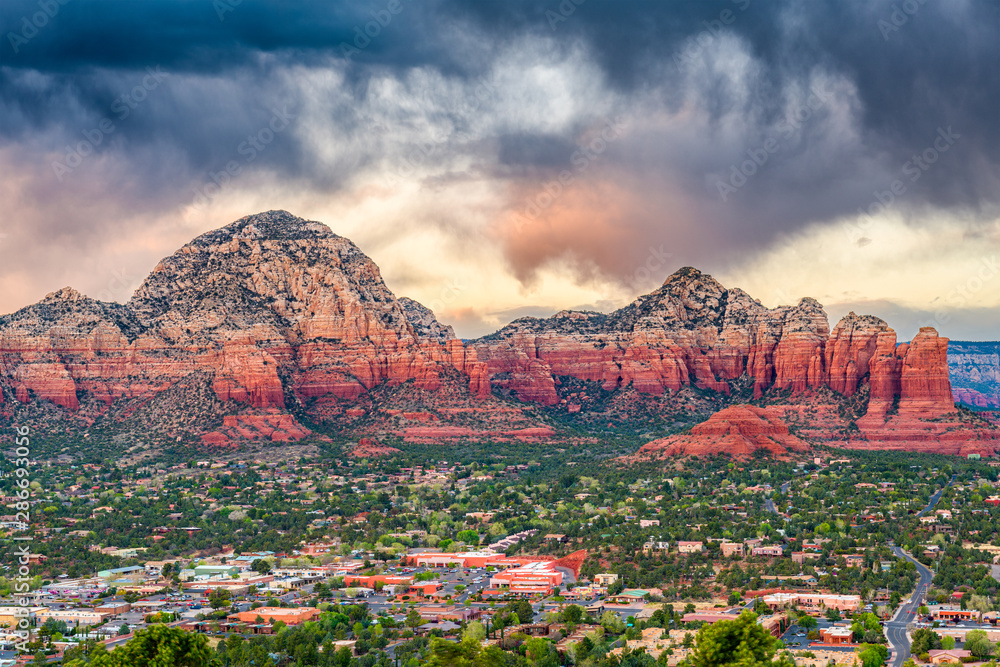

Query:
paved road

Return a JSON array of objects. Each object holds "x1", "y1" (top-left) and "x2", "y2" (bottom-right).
[
  {"x1": 883, "y1": 477, "x2": 952, "y2": 667},
  {"x1": 885, "y1": 547, "x2": 934, "y2": 667},
  {"x1": 764, "y1": 481, "x2": 792, "y2": 515},
  {"x1": 916, "y1": 474, "x2": 957, "y2": 517},
  {"x1": 884, "y1": 475, "x2": 954, "y2": 666}
]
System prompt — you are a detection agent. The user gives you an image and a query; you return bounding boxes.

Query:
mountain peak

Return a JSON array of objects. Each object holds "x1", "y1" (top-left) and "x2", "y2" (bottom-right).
[
  {"x1": 662, "y1": 266, "x2": 704, "y2": 285},
  {"x1": 189, "y1": 210, "x2": 338, "y2": 247},
  {"x1": 43, "y1": 286, "x2": 86, "y2": 303}
]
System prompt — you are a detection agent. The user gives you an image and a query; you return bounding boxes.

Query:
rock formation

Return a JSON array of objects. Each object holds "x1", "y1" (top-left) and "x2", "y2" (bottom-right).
[
  {"x1": 472, "y1": 269, "x2": 958, "y2": 429},
  {"x1": 949, "y1": 342, "x2": 1000, "y2": 409},
  {"x1": 0, "y1": 211, "x2": 490, "y2": 442},
  {"x1": 348, "y1": 437, "x2": 402, "y2": 458},
  {"x1": 398, "y1": 297, "x2": 456, "y2": 344},
  {"x1": 632, "y1": 405, "x2": 810, "y2": 460},
  {"x1": 0, "y1": 212, "x2": 992, "y2": 455}
]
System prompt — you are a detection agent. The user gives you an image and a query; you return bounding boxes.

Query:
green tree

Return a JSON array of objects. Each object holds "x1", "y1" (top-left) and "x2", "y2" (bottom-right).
[
  {"x1": 688, "y1": 611, "x2": 795, "y2": 666},
  {"x1": 910, "y1": 628, "x2": 942, "y2": 655},
  {"x1": 65, "y1": 625, "x2": 211, "y2": 667},
  {"x1": 966, "y1": 630, "x2": 996, "y2": 659},
  {"x1": 208, "y1": 588, "x2": 231, "y2": 610},
  {"x1": 524, "y1": 637, "x2": 559, "y2": 666},
  {"x1": 562, "y1": 604, "x2": 584, "y2": 624},
  {"x1": 600, "y1": 610, "x2": 625, "y2": 634},
  {"x1": 425, "y1": 636, "x2": 507, "y2": 667},
  {"x1": 856, "y1": 643, "x2": 888, "y2": 667},
  {"x1": 850, "y1": 613, "x2": 884, "y2": 644},
  {"x1": 456, "y1": 529, "x2": 479, "y2": 546},
  {"x1": 463, "y1": 620, "x2": 486, "y2": 643},
  {"x1": 405, "y1": 609, "x2": 424, "y2": 631}
]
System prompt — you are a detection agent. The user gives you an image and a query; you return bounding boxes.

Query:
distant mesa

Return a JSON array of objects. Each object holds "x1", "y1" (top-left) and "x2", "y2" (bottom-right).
[
  {"x1": 631, "y1": 405, "x2": 810, "y2": 461},
  {"x1": 348, "y1": 438, "x2": 401, "y2": 458}
]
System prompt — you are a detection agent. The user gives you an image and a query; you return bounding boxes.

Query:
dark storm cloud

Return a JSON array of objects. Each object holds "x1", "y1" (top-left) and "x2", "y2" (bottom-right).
[
  {"x1": 0, "y1": 0, "x2": 453, "y2": 72},
  {"x1": 498, "y1": 133, "x2": 576, "y2": 170},
  {"x1": 3, "y1": 0, "x2": 997, "y2": 210},
  {"x1": 447, "y1": 0, "x2": 1000, "y2": 211},
  {"x1": 0, "y1": 0, "x2": 998, "y2": 335}
]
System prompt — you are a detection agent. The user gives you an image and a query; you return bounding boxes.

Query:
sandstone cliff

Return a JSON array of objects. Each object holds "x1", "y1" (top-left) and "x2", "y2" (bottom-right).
[
  {"x1": 632, "y1": 405, "x2": 810, "y2": 460},
  {"x1": 0, "y1": 211, "x2": 491, "y2": 443},
  {"x1": 471, "y1": 268, "x2": 956, "y2": 430},
  {"x1": 949, "y1": 341, "x2": 1000, "y2": 409},
  {"x1": 0, "y1": 213, "x2": 992, "y2": 456}
]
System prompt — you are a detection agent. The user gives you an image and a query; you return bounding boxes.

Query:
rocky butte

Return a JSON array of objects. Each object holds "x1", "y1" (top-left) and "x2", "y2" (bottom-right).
[
  {"x1": 0, "y1": 211, "x2": 493, "y2": 445},
  {"x1": 949, "y1": 341, "x2": 1000, "y2": 409},
  {"x1": 0, "y1": 210, "x2": 996, "y2": 456},
  {"x1": 631, "y1": 405, "x2": 811, "y2": 461}
]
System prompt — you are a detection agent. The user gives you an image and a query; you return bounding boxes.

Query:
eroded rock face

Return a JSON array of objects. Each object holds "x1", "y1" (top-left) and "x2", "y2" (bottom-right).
[
  {"x1": 471, "y1": 269, "x2": 956, "y2": 427},
  {"x1": 0, "y1": 211, "x2": 489, "y2": 441},
  {"x1": 348, "y1": 437, "x2": 402, "y2": 458},
  {"x1": 474, "y1": 270, "x2": 839, "y2": 404},
  {"x1": 0, "y1": 213, "x2": 978, "y2": 452},
  {"x1": 398, "y1": 298, "x2": 456, "y2": 345},
  {"x1": 632, "y1": 405, "x2": 810, "y2": 460},
  {"x1": 949, "y1": 342, "x2": 1000, "y2": 409}
]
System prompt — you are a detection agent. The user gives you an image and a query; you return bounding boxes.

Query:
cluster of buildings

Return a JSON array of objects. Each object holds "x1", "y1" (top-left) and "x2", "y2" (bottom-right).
[
  {"x1": 401, "y1": 551, "x2": 576, "y2": 598},
  {"x1": 760, "y1": 592, "x2": 863, "y2": 614}
]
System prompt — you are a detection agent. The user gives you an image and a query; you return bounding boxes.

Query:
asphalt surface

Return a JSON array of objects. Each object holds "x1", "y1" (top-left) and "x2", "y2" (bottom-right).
[
  {"x1": 885, "y1": 547, "x2": 934, "y2": 667},
  {"x1": 915, "y1": 474, "x2": 957, "y2": 517},
  {"x1": 764, "y1": 481, "x2": 792, "y2": 515},
  {"x1": 883, "y1": 475, "x2": 953, "y2": 667}
]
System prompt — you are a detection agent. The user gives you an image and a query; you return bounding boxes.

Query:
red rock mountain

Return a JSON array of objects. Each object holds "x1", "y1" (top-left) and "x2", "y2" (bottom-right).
[
  {"x1": 0, "y1": 211, "x2": 492, "y2": 444},
  {"x1": 0, "y1": 211, "x2": 994, "y2": 455},
  {"x1": 471, "y1": 268, "x2": 953, "y2": 414},
  {"x1": 632, "y1": 405, "x2": 810, "y2": 460}
]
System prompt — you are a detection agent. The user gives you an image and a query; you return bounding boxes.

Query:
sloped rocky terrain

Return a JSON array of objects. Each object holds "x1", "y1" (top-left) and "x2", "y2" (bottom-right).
[
  {"x1": 0, "y1": 210, "x2": 996, "y2": 458},
  {"x1": 950, "y1": 341, "x2": 1000, "y2": 409}
]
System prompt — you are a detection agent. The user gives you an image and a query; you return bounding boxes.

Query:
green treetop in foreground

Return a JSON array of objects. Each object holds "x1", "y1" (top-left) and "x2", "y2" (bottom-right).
[
  {"x1": 63, "y1": 625, "x2": 212, "y2": 667},
  {"x1": 684, "y1": 611, "x2": 794, "y2": 667}
]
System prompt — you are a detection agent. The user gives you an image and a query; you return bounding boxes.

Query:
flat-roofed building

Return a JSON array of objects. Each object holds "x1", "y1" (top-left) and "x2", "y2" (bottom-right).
[
  {"x1": 721, "y1": 542, "x2": 744, "y2": 557},
  {"x1": 677, "y1": 541, "x2": 705, "y2": 554},
  {"x1": 229, "y1": 607, "x2": 319, "y2": 625},
  {"x1": 821, "y1": 627, "x2": 854, "y2": 645}
]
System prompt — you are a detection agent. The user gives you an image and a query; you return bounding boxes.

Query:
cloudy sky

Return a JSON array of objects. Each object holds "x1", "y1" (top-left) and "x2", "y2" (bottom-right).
[{"x1": 2, "y1": 0, "x2": 999, "y2": 339}]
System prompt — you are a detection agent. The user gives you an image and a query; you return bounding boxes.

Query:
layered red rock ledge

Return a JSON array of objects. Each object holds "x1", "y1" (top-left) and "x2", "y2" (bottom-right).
[
  {"x1": 348, "y1": 437, "x2": 401, "y2": 458},
  {"x1": 631, "y1": 405, "x2": 811, "y2": 461},
  {"x1": 0, "y1": 212, "x2": 995, "y2": 455}
]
